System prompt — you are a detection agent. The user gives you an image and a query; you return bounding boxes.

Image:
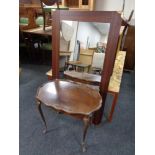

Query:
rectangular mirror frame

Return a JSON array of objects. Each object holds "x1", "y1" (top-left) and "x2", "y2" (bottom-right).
[{"x1": 52, "y1": 11, "x2": 122, "y2": 124}]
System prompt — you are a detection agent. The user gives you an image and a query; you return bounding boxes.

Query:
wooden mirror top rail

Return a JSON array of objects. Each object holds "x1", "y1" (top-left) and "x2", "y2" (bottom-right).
[{"x1": 51, "y1": 11, "x2": 122, "y2": 124}]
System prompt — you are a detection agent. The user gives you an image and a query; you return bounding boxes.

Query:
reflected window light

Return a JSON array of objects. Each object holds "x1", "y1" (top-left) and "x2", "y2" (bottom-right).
[
  {"x1": 46, "y1": 84, "x2": 57, "y2": 95},
  {"x1": 63, "y1": 20, "x2": 73, "y2": 27},
  {"x1": 59, "y1": 81, "x2": 70, "y2": 88}
]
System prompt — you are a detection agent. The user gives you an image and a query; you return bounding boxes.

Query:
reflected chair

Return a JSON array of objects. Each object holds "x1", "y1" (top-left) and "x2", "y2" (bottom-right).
[
  {"x1": 64, "y1": 48, "x2": 95, "y2": 72},
  {"x1": 91, "y1": 52, "x2": 105, "y2": 74}
]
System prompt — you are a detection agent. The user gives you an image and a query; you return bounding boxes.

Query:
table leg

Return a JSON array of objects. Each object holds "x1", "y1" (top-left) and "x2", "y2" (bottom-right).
[
  {"x1": 43, "y1": 11, "x2": 46, "y2": 31},
  {"x1": 37, "y1": 101, "x2": 47, "y2": 134},
  {"x1": 108, "y1": 93, "x2": 118, "y2": 122},
  {"x1": 82, "y1": 116, "x2": 90, "y2": 152}
]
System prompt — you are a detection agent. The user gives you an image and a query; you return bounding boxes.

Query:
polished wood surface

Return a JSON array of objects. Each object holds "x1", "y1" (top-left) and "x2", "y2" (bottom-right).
[
  {"x1": 36, "y1": 79, "x2": 102, "y2": 115},
  {"x1": 64, "y1": 70, "x2": 100, "y2": 85},
  {"x1": 21, "y1": 26, "x2": 52, "y2": 36}
]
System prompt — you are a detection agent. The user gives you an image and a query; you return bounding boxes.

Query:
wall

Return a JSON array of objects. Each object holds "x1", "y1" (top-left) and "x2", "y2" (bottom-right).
[
  {"x1": 68, "y1": 21, "x2": 104, "y2": 61},
  {"x1": 76, "y1": 22, "x2": 102, "y2": 49},
  {"x1": 95, "y1": 0, "x2": 135, "y2": 22},
  {"x1": 69, "y1": 21, "x2": 103, "y2": 51}
]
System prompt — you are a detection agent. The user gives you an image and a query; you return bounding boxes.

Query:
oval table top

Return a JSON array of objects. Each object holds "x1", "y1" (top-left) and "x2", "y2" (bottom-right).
[{"x1": 36, "y1": 79, "x2": 102, "y2": 115}]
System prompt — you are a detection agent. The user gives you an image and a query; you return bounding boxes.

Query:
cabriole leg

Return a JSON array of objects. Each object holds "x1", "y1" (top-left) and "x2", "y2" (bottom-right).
[
  {"x1": 37, "y1": 101, "x2": 47, "y2": 134},
  {"x1": 82, "y1": 116, "x2": 90, "y2": 152}
]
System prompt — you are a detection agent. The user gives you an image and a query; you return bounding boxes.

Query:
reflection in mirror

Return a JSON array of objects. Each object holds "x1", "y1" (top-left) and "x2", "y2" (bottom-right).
[{"x1": 59, "y1": 20, "x2": 110, "y2": 74}]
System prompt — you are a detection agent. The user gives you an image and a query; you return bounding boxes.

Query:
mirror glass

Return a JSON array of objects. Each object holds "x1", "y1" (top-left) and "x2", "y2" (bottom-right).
[{"x1": 59, "y1": 20, "x2": 110, "y2": 74}]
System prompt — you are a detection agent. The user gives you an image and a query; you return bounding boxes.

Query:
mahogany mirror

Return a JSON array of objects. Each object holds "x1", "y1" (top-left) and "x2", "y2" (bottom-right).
[{"x1": 52, "y1": 11, "x2": 122, "y2": 124}]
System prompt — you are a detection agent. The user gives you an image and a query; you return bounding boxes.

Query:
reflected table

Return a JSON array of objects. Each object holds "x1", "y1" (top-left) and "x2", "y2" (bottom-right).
[{"x1": 36, "y1": 79, "x2": 102, "y2": 152}]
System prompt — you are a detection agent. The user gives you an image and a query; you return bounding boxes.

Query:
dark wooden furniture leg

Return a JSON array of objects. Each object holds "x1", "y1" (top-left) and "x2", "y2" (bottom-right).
[
  {"x1": 108, "y1": 93, "x2": 118, "y2": 122},
  {"x1": 82, "y1": 116, "x2": 91, "y2": 152},
  {"x1": 43, "y1": 11, "x2": 46, "y2": 31},
  {"x1": 37, "y1": 101, "x2": 47, "y2": 133}
]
